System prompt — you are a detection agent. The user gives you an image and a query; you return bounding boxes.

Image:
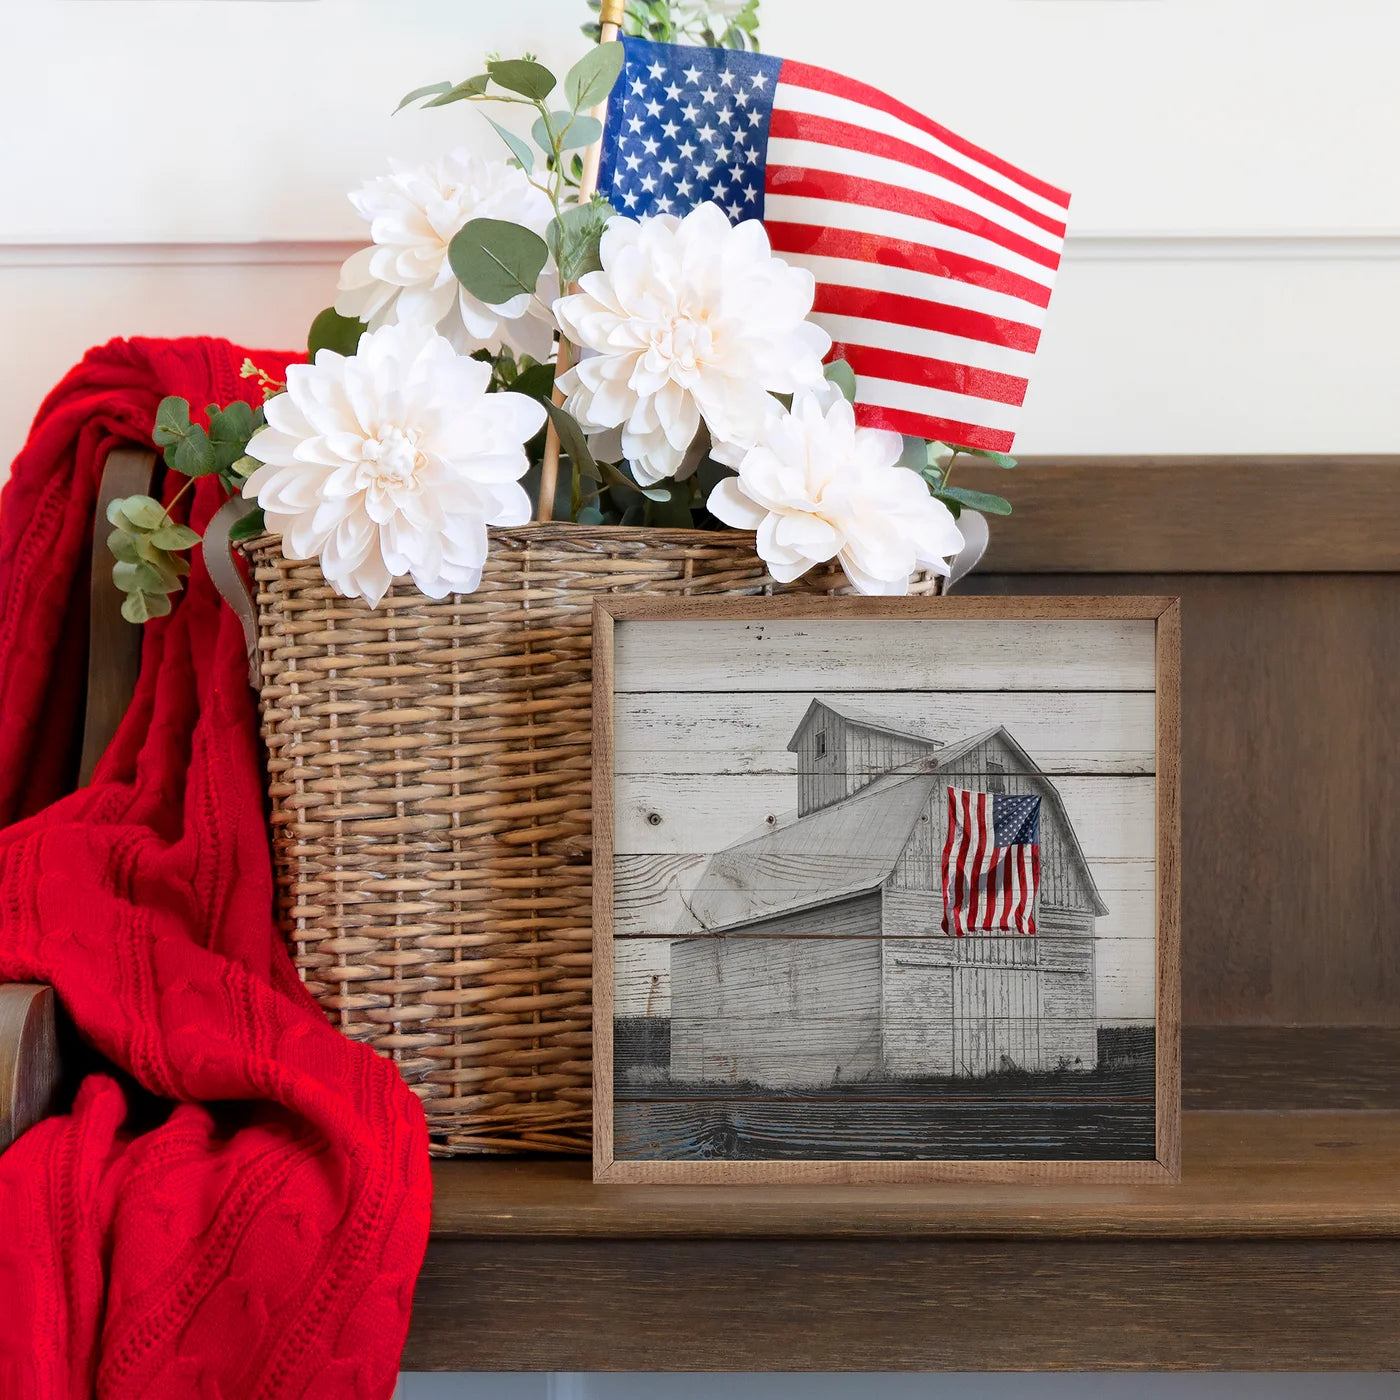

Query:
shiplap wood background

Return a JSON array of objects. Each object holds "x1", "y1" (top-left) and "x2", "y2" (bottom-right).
[{"x1": 612, "y1": 618, "x2": 1157, "y2": 1032}]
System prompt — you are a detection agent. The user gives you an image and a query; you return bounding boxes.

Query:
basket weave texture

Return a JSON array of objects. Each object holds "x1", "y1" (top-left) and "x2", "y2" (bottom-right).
[{"x1": 241, "y1": 523, "x2": 939, "y2": 1154}]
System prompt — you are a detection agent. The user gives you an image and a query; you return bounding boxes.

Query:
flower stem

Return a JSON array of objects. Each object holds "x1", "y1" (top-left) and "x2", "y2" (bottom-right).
[{"x1": 159, "y1": 474, "x2": 198, "y2": 528}]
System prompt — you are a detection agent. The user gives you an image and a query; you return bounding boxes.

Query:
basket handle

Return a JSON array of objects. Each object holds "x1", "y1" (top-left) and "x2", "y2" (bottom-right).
[
  {"x1": 943, "y1": 509, "x2": 989, "y2": 594},
  {"x1": 205, "y1": 496, "x2": 262, "y2": 689}
]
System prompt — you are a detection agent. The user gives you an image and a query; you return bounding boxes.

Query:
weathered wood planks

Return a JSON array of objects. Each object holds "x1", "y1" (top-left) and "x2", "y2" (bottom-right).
[
  {"x1": 614, "y1": 615, "x2": 1157, "y2": 693},
  {"x1": 594, "y1": 597, "x2": 1181, "y2": 1182},
  {"x1": 614, "y1": 690, "x2": 1158, "y2": 775},
  {"x1": 613, "y1": 772, "x2": 1156, "y2": 856}
]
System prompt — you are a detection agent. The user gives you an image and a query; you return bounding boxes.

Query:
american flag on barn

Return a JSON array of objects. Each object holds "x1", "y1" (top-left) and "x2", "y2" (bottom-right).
[
  {"x1": 941, "y1": 787, "x2": 1043, "y2": 937},
  {"x1": 596, "y1": 37, "x2": 1070, "y2": 453}
]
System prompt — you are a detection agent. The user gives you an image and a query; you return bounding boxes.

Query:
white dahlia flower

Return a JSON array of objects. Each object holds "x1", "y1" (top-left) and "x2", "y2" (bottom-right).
[
  {"x1": 335, "y1": 149, "x2": 557, "y2": 362},
  {"x1": 552, "y1": 202, "x2": 831, "y2": 485},
  {"x1": 242, "y1": 323, "x2": 546, "y2": 607},
  {"x1": 707, "y1": 389, "x2": 965, "y2": 595}
]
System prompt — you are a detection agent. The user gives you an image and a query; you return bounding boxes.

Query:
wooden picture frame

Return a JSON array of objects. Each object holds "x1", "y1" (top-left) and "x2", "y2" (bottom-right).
[{"x1": 593, "y1": 596, "x2": 1181, "y2": 1184}]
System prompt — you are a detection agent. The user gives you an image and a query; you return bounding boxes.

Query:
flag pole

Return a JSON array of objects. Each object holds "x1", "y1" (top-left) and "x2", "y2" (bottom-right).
[{"x1": 536, "y1": 0, "x2": 627, "y2": 523}]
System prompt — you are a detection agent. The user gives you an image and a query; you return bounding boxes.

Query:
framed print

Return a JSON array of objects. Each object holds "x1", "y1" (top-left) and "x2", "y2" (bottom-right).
[{"x1": 592, "y1": 596, "x2": 1180, "y2": 1184}]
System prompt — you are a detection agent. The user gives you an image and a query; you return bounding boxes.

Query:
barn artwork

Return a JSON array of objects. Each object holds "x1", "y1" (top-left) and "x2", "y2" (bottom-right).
[{"x1": 593, "y1": 598, "x2": 1181, "y2": 1183}]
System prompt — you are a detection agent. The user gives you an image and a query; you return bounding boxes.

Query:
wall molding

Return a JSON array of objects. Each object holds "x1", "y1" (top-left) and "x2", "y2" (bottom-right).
[{"x1": 3, "y1": 231, "x2": 1400, "y2": 270}]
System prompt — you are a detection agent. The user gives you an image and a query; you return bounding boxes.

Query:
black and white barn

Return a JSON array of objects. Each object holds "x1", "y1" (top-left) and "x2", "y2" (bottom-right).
[{"x1": 669, "y1": 700, "x2": 1109, "y2": 1087}]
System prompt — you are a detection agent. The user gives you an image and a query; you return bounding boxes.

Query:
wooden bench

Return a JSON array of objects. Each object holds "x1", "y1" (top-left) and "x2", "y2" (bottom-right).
[{"x1": 6, "y1": 455, "x2": 1400, "y2": 1369}]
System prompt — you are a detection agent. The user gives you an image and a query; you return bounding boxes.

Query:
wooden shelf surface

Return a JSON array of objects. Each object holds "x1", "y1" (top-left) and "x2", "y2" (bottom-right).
[
  {"x1": 429, "y1": 1110, "x2": 1400, "y2": 1241},
  {"x1": 411, "y1": 1108, "x2": 1400, "y2": 1371}
]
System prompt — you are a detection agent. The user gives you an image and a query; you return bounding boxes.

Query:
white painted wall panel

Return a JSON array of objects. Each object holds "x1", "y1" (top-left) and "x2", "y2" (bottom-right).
[
  {"x1": 4, "y1": 3, "x2": 1400, "y2": 467},
  {"x1": 7, "y1": 1, "x2": 1400, "y2": 243}
]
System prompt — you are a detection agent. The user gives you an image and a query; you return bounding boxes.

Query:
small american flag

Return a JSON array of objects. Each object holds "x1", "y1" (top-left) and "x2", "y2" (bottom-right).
[
  {"x1": 941, "y1": 787, "x2": 1042, "y2": 937},
  {"x1": 597, "y1": 37, "x2": 1070, "y2": 453}
]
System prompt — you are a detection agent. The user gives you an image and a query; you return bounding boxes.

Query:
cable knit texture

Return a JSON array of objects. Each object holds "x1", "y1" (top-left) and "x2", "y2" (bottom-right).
[{"x1": 0, "y1": 338, "x2": 432, "y2": 1399}]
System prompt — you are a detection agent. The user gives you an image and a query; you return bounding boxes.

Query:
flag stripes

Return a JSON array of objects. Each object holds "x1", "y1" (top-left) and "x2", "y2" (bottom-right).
[
  {"x1": 597, "y1": 37, "x2": 1069, "y2": 451},
  {"x1": 940, "y1": 787, "x2": 1042, "y2": 937}
]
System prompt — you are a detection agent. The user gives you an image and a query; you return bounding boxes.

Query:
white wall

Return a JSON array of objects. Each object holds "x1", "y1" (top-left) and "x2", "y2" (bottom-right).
[{"x1": 4, "y1": 0, "x2": 1400, "y2": 465}]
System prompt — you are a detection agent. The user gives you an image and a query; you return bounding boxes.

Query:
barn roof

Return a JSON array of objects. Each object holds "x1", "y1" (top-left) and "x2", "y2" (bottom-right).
[
  {"x1": 690, "y1": 721, "x2": 1109, "y2": 931},
  {"x1": 687, "y1": 772, "x2": 938, "y2": 932},
  {"x1": 786, "y1": 697, "x2": 946, "y2": 753}
]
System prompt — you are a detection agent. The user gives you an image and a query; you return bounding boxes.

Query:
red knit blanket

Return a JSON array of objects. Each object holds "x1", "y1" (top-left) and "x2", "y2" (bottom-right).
[{"x1": 0, "y1": 338, "x2": 431, "y2": 1398}]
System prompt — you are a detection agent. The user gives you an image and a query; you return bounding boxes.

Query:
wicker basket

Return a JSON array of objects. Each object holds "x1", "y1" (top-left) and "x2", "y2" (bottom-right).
[{"x1": 230, "y1": 523, "x2": 939, "y2": 1154}]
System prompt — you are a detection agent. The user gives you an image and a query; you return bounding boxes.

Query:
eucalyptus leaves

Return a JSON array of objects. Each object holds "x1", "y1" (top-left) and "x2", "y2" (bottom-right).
[{"x1": 107, "y1": 393, "x2": 269, "y2": 624}]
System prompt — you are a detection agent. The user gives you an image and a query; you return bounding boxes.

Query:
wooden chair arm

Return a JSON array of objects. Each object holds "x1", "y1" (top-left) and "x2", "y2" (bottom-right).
[
  {"x1": 0, "y1": 450, "x2": 159, "y2": 1153},
  {"x1": 0, "y1": 985, "x2": 61, "y2": 1153},
  {"x1": 79, "y1": 447, "x2": 157, "y2": 786}
]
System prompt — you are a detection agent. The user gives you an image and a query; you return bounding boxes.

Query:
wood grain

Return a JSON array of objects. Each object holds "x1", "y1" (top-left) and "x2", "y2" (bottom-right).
[
  {"x1": 614, "y1": 853, "x2": 1158, "y2": 941},
  {"x1": 1185, "y1": 1027, "x2": 1400, "y2": 1110},
  {"x1": 963, "y1": 574, "x2": 1400, "y2": 1026},
  {"x1": 593, "y1": 597, "x2": 1181, "y2": 1182},
  {"x1": 79, "y1": 448, "x2": 155, "y2": 786},
  {"x1": 961, "y1": 456, "x2": 1400, "y2": 574},
  {"x1": 591, "y1": 602, "x2": 617, "y2": 1179},
  {"x1": 615, "y1": 690, "x2": 1158, "y2": 775},
  {"x1": 1154, "y1": 599, "x2": 1182, "y2": 1177},
  {"x1": 406, "y1": 1235, "x2": 1400, "y2": 1371},
  {"x1": 613, "y1": 773, "x2": 1156, "y2": 858},
  {"x1": 413, "y1": 1107, "x2": 1400, "y2": 1369},
  {"x1": 614, "y1": 614, "x2": 1159, "y2": 692},
  {"x1": 429, "y1": 1109, "x2": 1400, "y2": 1240},
  {"x1": 0, "y1": 984, "x2": 60, "y2": 1153}
]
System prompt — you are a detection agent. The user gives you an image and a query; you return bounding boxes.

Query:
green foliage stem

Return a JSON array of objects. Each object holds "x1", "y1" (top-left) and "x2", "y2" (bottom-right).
[{"x1": 111, "y1": 395, "x2": 268, "y2": 625}]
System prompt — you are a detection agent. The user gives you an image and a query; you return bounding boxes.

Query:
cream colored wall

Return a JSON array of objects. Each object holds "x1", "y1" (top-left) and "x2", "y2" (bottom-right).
[{"x1": 3, "y1": 0, "x2": 1399, "y2": 464}]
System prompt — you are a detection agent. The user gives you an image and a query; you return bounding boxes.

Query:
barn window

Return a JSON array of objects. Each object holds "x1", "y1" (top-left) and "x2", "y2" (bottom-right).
[
  {"x1": 814, "y1": 730, "x2": 827, "y2": 758},
  {"x1": 986, "y1": 759, "x2": 1005, "y2": 793}
]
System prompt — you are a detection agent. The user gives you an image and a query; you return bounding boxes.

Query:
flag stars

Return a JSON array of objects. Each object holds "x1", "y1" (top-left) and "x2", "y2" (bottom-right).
[{"x1": 604, "y1": 50, "x2": 774, "y2": 226}]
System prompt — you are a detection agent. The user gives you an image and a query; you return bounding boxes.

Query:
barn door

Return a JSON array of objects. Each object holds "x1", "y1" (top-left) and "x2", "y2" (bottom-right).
[{"x1": 952, "y1": 964, "x2": 1041, "y2": 1076}]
